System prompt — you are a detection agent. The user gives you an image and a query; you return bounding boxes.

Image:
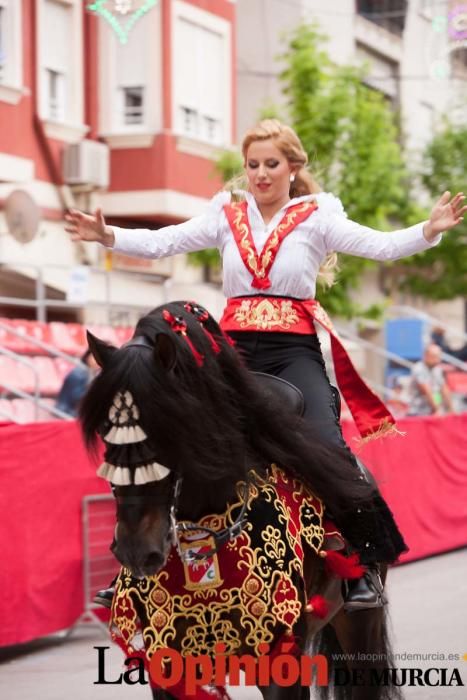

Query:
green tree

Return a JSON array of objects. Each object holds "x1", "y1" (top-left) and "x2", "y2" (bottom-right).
[
  {"x1": 189, "y1": 24, "x2": 465, "y2": 315},
  {"x1": 396, "y1": 122, "x2": 467, "y2": 300},
  {"x1": 280, "y1": 24, "x2": 410, "y2": 317}
]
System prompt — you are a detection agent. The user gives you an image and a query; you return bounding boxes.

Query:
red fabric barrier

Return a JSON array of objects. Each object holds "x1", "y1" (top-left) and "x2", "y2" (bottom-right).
[
  {"x1": 0, "y1": 422, "x2": 108, "y2": 647},
  {"x1": 341, "y1": 414, "x2": 467, "y2": 563},
  {"x1": 1, "y1": 415, "x2": 466, "y2": 648}
]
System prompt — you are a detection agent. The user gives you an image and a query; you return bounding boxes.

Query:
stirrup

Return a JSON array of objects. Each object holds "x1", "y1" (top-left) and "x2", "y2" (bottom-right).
[
  {"x1": 343, "y1": 566, "x2": 387, "y2": 613},
  {"x1": 93, "y1": 586, "x2": 115, "y2": 610}
]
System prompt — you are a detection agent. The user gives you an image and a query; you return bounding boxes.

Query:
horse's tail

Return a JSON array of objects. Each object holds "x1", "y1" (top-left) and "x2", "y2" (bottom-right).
[{"x1": 310, "y1": 609, "x2": 404, "y2": 700}]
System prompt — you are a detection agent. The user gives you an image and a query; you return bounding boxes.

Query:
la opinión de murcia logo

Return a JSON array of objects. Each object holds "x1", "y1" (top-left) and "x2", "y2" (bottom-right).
[{"x1": 93, "y1": 646, "x2": 465, "y2": 693}]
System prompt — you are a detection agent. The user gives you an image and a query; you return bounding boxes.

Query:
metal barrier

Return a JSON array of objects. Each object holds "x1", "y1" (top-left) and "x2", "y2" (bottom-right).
[{"x1": 75, "y1": 494, "x2": 120, "y2": 634}]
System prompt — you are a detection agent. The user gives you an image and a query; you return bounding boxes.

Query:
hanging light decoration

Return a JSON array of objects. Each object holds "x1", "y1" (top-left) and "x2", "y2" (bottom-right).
[{"x1": 87, "y1": 0, "x2": 158, "y2": 45}]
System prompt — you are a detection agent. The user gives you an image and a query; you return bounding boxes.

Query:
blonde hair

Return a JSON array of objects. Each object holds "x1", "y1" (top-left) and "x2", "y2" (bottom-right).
[{"x1": 226, "y1": 119, "x2": 337, "y2": 287}]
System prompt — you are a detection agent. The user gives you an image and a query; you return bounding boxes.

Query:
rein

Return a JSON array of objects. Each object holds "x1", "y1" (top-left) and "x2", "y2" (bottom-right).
[
  {"x1": 170, "y1": 475, "x2": 251, "y2": 563},
  {"x1": 114, "y1": 473, "x2": 252, "y2": 565}
]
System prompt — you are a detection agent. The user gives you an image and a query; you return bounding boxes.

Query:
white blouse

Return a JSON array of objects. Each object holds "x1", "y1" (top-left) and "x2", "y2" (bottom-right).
[{"x1": 111, "y1": 191, "x2": 441, "y2": 300}]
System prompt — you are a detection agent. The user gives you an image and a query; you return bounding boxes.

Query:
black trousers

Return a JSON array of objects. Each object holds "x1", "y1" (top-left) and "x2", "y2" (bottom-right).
[
  {"x1": 228, "y1": 331, "x2": 407, "y2": 565},
  {"x1": 230, "y1": 331, "x2": 345, "y2": 448}
]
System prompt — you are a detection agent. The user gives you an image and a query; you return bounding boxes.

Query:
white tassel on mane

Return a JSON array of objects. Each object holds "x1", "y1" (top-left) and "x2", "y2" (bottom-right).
[
  {"x1": 97, "y1": 461, "x2": 170, "y2": 485},
  {"x1": 104, "y1": 391, "x2": 147, "y2": 444}
]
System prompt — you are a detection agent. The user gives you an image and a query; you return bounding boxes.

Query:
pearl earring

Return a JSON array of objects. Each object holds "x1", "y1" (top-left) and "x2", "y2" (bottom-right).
[{"x1": 290, "y1": 174, "x2": 295, "y2": 183}]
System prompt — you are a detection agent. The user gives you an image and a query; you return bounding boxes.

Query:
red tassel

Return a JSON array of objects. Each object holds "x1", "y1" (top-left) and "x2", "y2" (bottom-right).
[
  {"x1": 220, "y1": 330, "x2": 236, "y2": 347},
  {"x1": 183, "y1": 302, "x2": 221, "y2": 354},
  {"x1": 181, "y1": 332, "x2": 204, "y2": 367},
  {"x1": 305, "y1": 595, "x2": 329, "y2": 619},
  {"x1": 201, "y1": 326, "x2": 221, "y2": 354},
  {"x1": 321, "y1": 550, "x2": 366, "y2": 579},
  {"x1": 163, "y1": 309, "x2": 204, "y2": 367}
]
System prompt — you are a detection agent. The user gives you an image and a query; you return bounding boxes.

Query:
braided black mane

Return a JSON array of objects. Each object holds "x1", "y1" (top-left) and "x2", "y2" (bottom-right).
[{"x1": 80, "y1": 301, "x2": 371, "y2": 518}]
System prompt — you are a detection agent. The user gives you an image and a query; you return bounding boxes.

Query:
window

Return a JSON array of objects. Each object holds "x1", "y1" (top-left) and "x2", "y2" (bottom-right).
[
  {"x1": 356, "y1": 44, "x2": 400, "y2": 105},
  {"x1": 357, "y1": 1, "x2": 408, "y2": 36},
  {"x1": 121, "y1": 86, "x2": 144, "y2": 125},
  {"x1": 173, "y1": 2, "x2": 231, "y2": 146},
  {"x1": 46, "y1": 68, "x2": 65, "y2": 121},
  {"x1": 40, "y1": 0, "x2": 72, "y2": 122},
  {"x1": 98, "y1": 1, "x2": 162, "y2": 141},
  {"x1": 0, "y1": 5, "x2": 6, "y2": 82},
  {"x1": 0, "y1": 0, "x2": 23, "y2": 91}
]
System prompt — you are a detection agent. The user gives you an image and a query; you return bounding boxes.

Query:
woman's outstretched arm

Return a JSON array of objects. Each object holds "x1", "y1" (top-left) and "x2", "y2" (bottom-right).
[
  {"x1": 64, "y1": 192, "x2": 229, "y2": 259},
  {"x1": 323, "y1": 191, "x2": 466, "y2": 261}
]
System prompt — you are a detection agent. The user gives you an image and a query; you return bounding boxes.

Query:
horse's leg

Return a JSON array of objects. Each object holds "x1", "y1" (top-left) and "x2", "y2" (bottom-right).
[
  {"x1": 259, "y1": 616, "x2": 311, "y2": 700},
  {"x1": 329, "y1": 606, "x2": 403, "y2": 700},
  {"x1": 151, "y1": 689, "x2": 176, "y2": 699},
  {"x1": 259, "y1": 679, "x2": 310, "y2": 700}
]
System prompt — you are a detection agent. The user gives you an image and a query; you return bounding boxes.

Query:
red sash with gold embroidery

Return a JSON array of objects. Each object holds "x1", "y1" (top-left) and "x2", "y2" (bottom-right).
[
  {"x1": 220, "y1": 296, "x2": 397, "y2": 441},
  {"x1": 223, "y1": 200, "x2": 318, "y2": 290}
]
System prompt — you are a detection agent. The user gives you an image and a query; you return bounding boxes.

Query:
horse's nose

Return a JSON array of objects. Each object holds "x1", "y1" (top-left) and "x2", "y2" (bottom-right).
[{"x1": 143, "y1": 550, "x2": 165, "y2": 573}]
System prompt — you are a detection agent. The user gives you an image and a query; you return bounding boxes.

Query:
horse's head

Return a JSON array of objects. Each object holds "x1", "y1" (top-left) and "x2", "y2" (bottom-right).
[{"x1": 79, "y1": 301, "x2": 252, "y2": 577}]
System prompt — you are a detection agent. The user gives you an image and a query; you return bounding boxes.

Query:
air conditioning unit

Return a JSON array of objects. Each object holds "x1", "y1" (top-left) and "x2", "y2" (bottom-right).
[{"x1": 63, "y1": 140, "x2": 110, "y2": 189}]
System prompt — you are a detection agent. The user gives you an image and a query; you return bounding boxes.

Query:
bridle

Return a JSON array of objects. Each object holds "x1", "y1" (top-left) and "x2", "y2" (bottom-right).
[
  {"x1": 169, "y1": 474, "x2": 251, "y2": 563},
  {"x1": 111, "y1": 332, "x2": 253, "y2": 565},
  {"x1": 113, "y1": 472, "x2": 252, "y2": 565}
]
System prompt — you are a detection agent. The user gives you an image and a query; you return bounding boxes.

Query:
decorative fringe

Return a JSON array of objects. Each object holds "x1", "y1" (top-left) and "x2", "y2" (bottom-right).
[
  {"x1": 97, "y1": 462, "x2": 132, "y2": 485},
  {"x1": 104, "y1": 424, "x2": 147, "y2": 445},
  {"x1": 305, "y1": 594, "x2": 329, "y2": 619},
  {"x1": 97, "y1": 462, "x2": 170, "y2": 485},
  {"x1": 319, "y1": 549, "x2": 366, "y2": 579},
  {"x1": 134, "y1": 462, "x2": 171, "y2": 484},
  {"x1": 355, "y1": 419, "x2": 406, "y2": 447}
]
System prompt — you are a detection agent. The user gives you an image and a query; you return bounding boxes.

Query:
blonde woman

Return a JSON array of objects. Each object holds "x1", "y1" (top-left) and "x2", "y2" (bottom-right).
[{"x1": 66, "y1": 119, "x2": 466, "y2": 610}]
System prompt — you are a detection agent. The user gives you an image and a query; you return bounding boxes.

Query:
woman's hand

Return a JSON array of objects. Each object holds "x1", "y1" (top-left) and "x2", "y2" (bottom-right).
[
  {"x1": 423, "y1": 191, "x2": 466, "y2": 242},
  {"x1": 64, "y1": 208, "x2": 115, "y2": 248}
]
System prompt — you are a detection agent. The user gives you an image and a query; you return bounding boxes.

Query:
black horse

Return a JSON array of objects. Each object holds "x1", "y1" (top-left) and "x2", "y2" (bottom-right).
[{"x1": 80, "y1": 301, "x2": 402, "y2": 700}]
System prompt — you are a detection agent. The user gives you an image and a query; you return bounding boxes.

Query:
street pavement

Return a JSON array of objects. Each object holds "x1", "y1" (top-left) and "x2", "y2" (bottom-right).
[{"x1": 1, "y1": 548, "x2": 466, "y2": 700}]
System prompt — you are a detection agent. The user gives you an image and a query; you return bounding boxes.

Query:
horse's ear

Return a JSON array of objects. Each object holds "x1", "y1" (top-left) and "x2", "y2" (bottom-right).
[
  {"x1": 86, "y1": 331, "x2": 117, "y2": 368},
  {"x1": 154, "y1": 332, "x2": 177, "y2": 372}
]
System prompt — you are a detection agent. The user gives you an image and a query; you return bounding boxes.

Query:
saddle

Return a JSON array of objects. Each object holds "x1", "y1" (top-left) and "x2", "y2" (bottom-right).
[{"x1": 253, "y1": 372, "x2": 341, "y2": 419}]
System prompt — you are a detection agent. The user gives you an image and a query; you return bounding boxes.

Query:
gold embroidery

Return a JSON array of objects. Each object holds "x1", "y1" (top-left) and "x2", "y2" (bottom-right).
[
  {"x1": 111, "y1": 466, "x2": 325, "y2": 659},
  {"x1": 227, "y1": 201, "x2": 317, "y2": 285},
  {"x1": 233, "y1": 298, "x2": 300, "y2": 331}
]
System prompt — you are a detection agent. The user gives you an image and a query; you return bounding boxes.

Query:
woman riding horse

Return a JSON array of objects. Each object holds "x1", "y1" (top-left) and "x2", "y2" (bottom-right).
[
  {"x1": 80, "y1": 301, "x2": 403, "y2": 700},
  {"x1": 66, "y1": 119, "x2": 466, "y2": 610}
]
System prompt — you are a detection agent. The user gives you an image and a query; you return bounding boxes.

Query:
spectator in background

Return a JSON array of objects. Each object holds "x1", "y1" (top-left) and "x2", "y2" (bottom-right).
[
  {"x1": 55, "y1": 350, "x2": 99, "y2": 417},
  {"x1": 431, "y1": 326, "x2": 467, "y2": 363},
  {"x1": 408, "y1": 344, "x2": 453, "y2": 416}
]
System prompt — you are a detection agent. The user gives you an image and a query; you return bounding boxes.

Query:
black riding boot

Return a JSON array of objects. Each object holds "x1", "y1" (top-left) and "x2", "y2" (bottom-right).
[
  {"x1": 338, "y1": 457, "x2": 399, "y2": 612},
  {"x1": 94, "y1": 580, "x2": 116, "y2": 609},
  {"x1": 343, "y1": 563, "x2": 387, "y2": 612}
]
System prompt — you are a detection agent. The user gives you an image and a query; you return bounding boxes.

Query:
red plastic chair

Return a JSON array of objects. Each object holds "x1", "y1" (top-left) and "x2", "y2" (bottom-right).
[
  {"x1": 446, "y1": 371, "x2": 467, "y2": 394},
  {"x1": 49, "y1": 322, "x2": 87, "y2": 356},
  {"x1": 0, "y1": 356, "x2": 29, "y2": 392},
  {"x1": 115, "y1": 326, "x2": 134, "y2": 347},
  {"x1": 86, "y1": 324, "x2": 119, "y2": 346},
  {"x1": 54, "y1": 357, "x2": 76, "y2": 383},
  {"x1": 31, "y1": 356, "x2": 62, "y2": 396}
]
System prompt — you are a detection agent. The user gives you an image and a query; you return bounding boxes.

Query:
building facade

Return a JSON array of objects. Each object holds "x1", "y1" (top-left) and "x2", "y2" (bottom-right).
[
  {"x1": 0, "y1": 0, "x2": 235, "y2": 324},
  {"x1": 236, "y1": 0, "x2": 466, "y2": 327}
]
